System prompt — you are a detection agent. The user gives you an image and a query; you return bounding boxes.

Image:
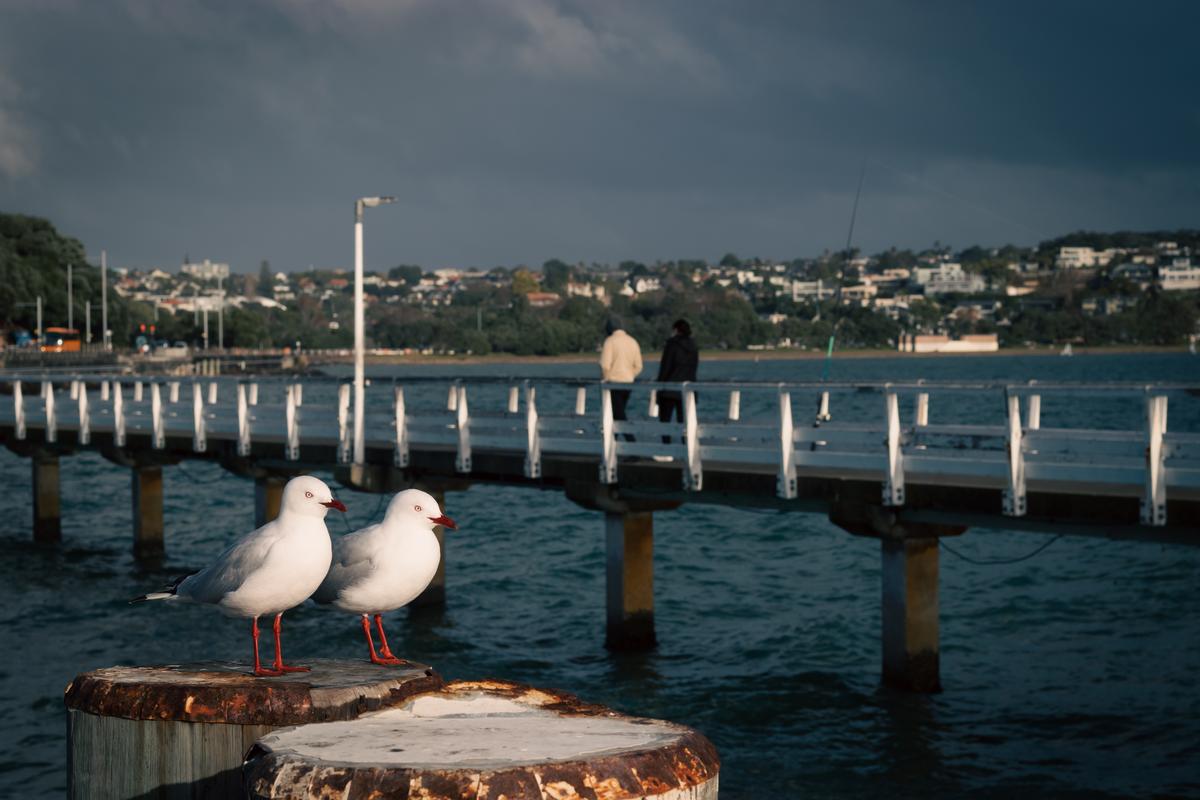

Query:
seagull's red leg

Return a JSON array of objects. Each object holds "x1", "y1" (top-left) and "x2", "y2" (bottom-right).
[
  {"x1": 272, "y1": 612, "x2": 310, "y2": 673},
  {"x1": 374, "y1": 614, "x2": 406, "y2": 665},
  {"x1": 361, "y1": 614, "x2": 382, "y2": 663},
  {"x1": 252, "y1": 616, "x2": 282, "y2": 677}
]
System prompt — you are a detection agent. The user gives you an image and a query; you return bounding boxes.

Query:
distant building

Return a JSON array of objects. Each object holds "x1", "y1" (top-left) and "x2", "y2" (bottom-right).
[
  {"x1": 900, "y1": 333, "x2": 999, "y2": 353},
  {"x1": 1056, "y1": 247, "x2": 1121, "y2": 269},
  {"x1": 1110, "y1": 262, "x2": 1155, "y2": 289},
  {"x1": 181, "y1": 259, "x2": 230, "y2": 281},
  {"x1": 1159, "y1": 262, "x2": 1200, "y2": 291},
  {"x1": 791, "y1": 279, "x2": 835, "y2": 302},
  {"x1": 913, "y1": 263, "x2": 986, "y2": 295},
  {"x1": 526, "y1": 292, "x2": 562, "y2": 308}
]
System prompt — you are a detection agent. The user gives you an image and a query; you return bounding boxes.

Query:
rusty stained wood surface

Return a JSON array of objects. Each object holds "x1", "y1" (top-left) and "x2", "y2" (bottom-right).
[
  {"x1": 64, "y1": 658, "x2": 443, "y2": 726},
  {"x1": 244, "y1": 679, "x2": 720, "y2": 800}
]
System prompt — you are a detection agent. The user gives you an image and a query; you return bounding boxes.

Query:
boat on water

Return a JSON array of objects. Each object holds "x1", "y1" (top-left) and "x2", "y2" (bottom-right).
[{"x1": 1061, "y1": 343, "x2": 1074, "y2": 356}]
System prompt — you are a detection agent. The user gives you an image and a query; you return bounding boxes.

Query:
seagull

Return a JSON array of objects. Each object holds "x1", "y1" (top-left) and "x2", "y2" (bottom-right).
[
  {"x1": 313, "y1": 488, "x2": 456, "y2": 665},
  {"x1": 133, "y1": 475, "x2": 346, "y2": 677}
]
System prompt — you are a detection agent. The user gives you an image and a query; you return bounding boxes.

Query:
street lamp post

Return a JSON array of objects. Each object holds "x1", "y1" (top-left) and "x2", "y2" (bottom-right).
[{"x1": 353, "y1": 196, "x2": 396, "y2": 465}]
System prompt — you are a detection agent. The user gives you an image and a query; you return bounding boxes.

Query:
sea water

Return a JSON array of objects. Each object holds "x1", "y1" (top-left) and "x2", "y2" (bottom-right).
[{"x1": 1, "y1": 353, "x2": 1198, "y2": 798}]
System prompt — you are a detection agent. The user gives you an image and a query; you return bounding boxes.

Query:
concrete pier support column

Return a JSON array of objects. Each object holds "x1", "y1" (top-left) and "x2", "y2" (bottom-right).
[
  {"x1": 605, "y1": 510, "x2": 656, "y2": 650},
  {"x1": 32, "y1": 452, "x2": 62, "y2": 543},
  {"x1": 411, "y1": 489, "x2": 447, "y2": 608},
  {"x1": 131, "y1": 466, "x2": 165, "y2": 558},
  {"x1": 881, "y1": 537, "x2": 940, "y2": 693},
  {"x1": 254, "y1": 476, "x2": 286, "y2": 527}
]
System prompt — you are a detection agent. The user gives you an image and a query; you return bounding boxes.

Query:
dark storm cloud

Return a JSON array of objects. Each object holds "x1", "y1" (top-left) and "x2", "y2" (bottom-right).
[{"x1": 0, "y1": 0, "x2": 1196, "y2": 271}]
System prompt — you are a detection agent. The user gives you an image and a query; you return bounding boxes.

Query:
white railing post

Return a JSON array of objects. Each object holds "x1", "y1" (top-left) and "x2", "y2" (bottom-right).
[
  {"x1": 599, "y1": 386, "x2": 617, "y2": 484},
  {"x1": 151, "y1": 382, "x2": 164, "y2": 449},
  {"x1": 77, "y1": 381, "x2": 90, "y2": 445},
  {"x1": 248, "y1": 382, "x2": 259, "y2": 406},
  {"x1": 1026, "y1": 394, "x2": 1041, "y2": 430},
  {"x1": 684, "y1": 384, "x2": 702, "y2": 491},
  {"x1": 133, "y1": 381, "x2": 143, "y2": 403},
  {"x1": 1003, "y1": 393, "x2": 1026, "y2": 517},
  {"x1": 914, "y1": 392, "x2": 929, "y2": 427},
  {"x1": 447, "y1": 384, "x2": 458, "y2": 411},
  {"x1": 817, "y1": 391, "x2": 831, "y2": 422},
  {"x1": 294, "y1": 384, "x2": 303, "y2": 407},
  {"x1": 524, "y1": 382, "x2": 541, "y2": 479},
  {"x1": 455, "y1": 384, "x2": 471, "y2": 473},
  {"x1": 70, "y1": 380, "x2": 79, "y2": 400},
  {"x1": 574, "y1": 386, "x2": 587, "y2": 416},
  {"x1": 393, "y1": 385, "x2": 408, "y2": 468},
  {"x1": 168, "y1": 381, "x2": 180, "y2": 403},
  {"x1": 285, "y1": 383, "x2": 300, "y2": 461},
  {"x1": 776, "y1": 387, "x2": 796, "y2": 499},
  {"x1": 44, "y1": 381, "x2": 57, "y2": 443},
  {"x1": 236, "y1": 382, "x2": 251, "y2": 456},
  {"x1": 100, "y1": 380, "x2": 110, "y2": 402},
  {"x1": 113, "y1": 382, "x2": 125, "y2": 447},
  {"x1": 337, "y1": 383, "x2": 351, "y2": 464},
  {"x1": 727, "y1": 390, "x2": 741, "y2": 421},
  {"x1": 507, "y1": 385, "x2": 519, "y2": 414},
  {"x1": 1141, "y1": 395, "x2": 1167, "y2": 526},
  {"x1": 208, "y1": 381, "x2": 218, "y2": 405},
  {"x1": 882, "y1": 391, "x2": 905, "y2": 506},
  {"x1": 648, "y1": 389, "x2": 659, "y2": 418},
  {"x1": 13, "y1": 381, "x2": 25, "y2": 440},
  {"x1": 192, "y1": 382, "x2": 206, "y2": 453}
]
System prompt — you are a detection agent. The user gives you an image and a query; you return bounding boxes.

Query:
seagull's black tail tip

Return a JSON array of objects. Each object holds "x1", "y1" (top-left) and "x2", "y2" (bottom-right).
[{"x1": 130, "y1": 575, "x2": 189, "y2": 604}]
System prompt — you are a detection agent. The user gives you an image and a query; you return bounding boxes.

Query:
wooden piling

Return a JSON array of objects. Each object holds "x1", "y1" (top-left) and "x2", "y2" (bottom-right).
[
  {"x1": 605, "y1": 510, "x2": 656, "y2": 650},
  {"x1": 254, "y1": 475, "x2": 286, "y2": 527},
  {"x1": 243, "y1": 679, "x2": 719, "y2": 799},
  {"x1": 131, "y1": 465, "x2": 164, "y2": 558},
  {"x1": 881, "y1": 537, "x2": 941, "y2": 693},
  {"x1": 65, "y1": 659, "x2": 441, "y2": 800},
  {"x1": 32, "y1": 450, "x2": 61, "y2": 543}
]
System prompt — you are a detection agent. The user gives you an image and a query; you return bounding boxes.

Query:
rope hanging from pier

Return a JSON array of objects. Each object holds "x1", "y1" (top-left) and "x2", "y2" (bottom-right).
[{"x1": 939, "y1": 534, "x2": 1063, "y2": 566}]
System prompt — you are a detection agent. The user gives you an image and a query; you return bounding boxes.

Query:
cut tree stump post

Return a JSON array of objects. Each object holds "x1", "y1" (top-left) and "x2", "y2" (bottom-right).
[
  {"x1": 244, "y1": 679, "x2": 720, "y2": 799},
  {"x1": 65, "y1": 659, "x2": 441, "y2": 800},
  {"x1": 32, "y1": 450, "x2": 62, "y2": 543}
]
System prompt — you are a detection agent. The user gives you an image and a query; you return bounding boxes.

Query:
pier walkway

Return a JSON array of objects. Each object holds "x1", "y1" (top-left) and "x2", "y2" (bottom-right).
[{"x1": 3, "y1": 373, "x2": 1198, "y2": 691}]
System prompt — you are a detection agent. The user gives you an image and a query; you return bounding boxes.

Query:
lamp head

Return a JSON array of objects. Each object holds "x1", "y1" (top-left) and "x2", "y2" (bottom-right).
[{"x1": 360, "y1": 196, "x2": 396, "y2": 208}]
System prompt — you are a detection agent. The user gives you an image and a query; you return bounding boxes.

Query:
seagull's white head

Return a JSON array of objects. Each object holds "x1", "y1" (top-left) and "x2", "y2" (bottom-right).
[
  {"x1": 384, "y1": 488, "x2": 457, "y2": 531},
  {"x1": 281, "y1": 476, "x2": 346, "y2": 518}
]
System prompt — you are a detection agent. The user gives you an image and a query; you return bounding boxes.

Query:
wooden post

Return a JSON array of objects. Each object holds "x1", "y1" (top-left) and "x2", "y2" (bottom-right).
[
  {"x1": 131, "y1": 465, "x2": 164, "y2": 558},
  {"x1": 254, "y1": 476, "x2": 286, "y2": 527},
  {"x1": 605, "y1": 510, "x2": 656, "y2": 650},
  {"x1": 32, "y1": 451, "x2": 61, "y2": 543},
  {"x1": 65, "y1": 660, "x2": 441, "y2": 800},
  {"x1": 244, "y1": 679, "x2": 719, "y2": 800},
  {"x1": 881, "y1": 537, "x2": 941, "y2": 693},
  {"x1": 411, "y1": 489, "x2": 447, "y2": 608}
]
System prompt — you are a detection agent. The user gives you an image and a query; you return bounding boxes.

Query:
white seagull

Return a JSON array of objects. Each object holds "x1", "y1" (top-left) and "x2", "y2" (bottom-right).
[
  {"x1": 133, "y1": 475, "x2": 346, "y2": 677},
  {"x1": 313, "y1": 488, "x2": 456, "y2": 665}
]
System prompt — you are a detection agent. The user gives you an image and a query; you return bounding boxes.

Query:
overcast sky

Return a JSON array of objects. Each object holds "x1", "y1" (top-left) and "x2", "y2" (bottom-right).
[{"x1": 1, "y1": 0, "x2": 1197, "y2": 272}]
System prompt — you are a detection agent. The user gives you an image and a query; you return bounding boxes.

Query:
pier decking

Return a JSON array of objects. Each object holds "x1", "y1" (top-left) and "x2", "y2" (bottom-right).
[{"x1": 4, "y1": 373, "x2": 1198, "y2": 692}]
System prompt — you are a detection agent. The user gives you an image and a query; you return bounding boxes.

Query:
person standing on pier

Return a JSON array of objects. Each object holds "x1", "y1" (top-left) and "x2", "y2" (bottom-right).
[
  {"x1": 655, "y1": 319, "x2": 698, "y2": 450},
  {"x1": 600, "y1": 317, "x2": 643, "y2": 440}
]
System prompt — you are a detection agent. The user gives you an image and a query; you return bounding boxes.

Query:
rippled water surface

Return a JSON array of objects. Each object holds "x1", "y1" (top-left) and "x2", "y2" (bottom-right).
[{"x1": 2, "y1": 353, "x2": 1199, "y2": 798}]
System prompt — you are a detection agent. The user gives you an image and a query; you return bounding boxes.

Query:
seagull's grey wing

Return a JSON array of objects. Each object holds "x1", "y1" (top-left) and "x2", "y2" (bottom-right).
[
  {"x1": 312, "y1": 523, "x2": 381, "y2": 604},
  {"x1": 176, "y1": 522, "x2": 282, "y2": 605}
]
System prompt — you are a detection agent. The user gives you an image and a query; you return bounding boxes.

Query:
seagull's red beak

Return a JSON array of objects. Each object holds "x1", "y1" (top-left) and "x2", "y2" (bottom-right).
[
  {"x1": 429, "y1": 514, "x2": 457, "y2": 530},
  {"x1": 322, "y1": 499, "x2": 347, "y2": 512}
]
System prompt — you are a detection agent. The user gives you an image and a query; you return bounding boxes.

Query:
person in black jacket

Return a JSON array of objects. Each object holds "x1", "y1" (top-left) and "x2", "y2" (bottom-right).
[{"x1": 655, "y1": 319, "x2": 698, "y2": 449}]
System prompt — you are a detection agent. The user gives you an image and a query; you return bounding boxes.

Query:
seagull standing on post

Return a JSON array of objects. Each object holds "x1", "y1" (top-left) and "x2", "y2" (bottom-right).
[
  {"x1": 133, "y1": 475, "x2": 346, "y2": 677},
  {"x1": 313, "y1": 489, "x2": 456, "y2": 665}
]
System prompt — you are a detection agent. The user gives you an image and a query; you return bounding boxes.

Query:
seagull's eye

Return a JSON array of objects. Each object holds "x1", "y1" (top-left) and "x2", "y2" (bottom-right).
[
  {"x1": 305, "y1": 491, "x2": 313, "y2": 499},
  {"x1": 414, "y1": 504, "x2": 422, "y2": 512}
]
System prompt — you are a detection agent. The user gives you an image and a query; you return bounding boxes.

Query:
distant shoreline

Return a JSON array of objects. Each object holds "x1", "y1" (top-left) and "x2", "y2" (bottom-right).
[{"x1": 353, "y1": 344, "x2": 1190, "y2": 367}]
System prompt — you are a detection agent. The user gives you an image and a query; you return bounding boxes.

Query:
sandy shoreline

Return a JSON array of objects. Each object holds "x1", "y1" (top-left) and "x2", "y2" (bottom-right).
[{"x1": 350, "y1": 344, "x2": 1190, "y2": 367}]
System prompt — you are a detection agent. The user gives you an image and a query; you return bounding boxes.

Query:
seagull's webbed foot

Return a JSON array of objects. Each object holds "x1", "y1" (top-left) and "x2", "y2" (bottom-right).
[
  {"x1": 253, "y1": 666, "x2": 285, "y2": 678},
  {"x1": 277, "y1": 664, "x2": 310, "y2": 673}
]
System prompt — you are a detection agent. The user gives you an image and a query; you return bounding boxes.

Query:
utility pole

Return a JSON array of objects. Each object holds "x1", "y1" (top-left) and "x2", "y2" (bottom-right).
[
  {"x1": 37, "y1": 296, "x2": 42, "y2": 342},
  {"x1": 202, "y1": 308, "x2": 209, "y2": 350},
  {"x1": 101, "y1": 250, "x2": 110, "y2": 350},
  {"x1": 86, "y1": 302, "x2": 92, "y2": 344},
  {"x1": 67, "y1": 263, "x2": 73, "y2": 330}
]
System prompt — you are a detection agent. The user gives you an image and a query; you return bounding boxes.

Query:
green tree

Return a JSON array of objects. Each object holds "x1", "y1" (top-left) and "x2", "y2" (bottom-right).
[
  {"x1": 511, "y1": 268, "x2": 539, "y2": 295},
  {"x1": 388, "y1": 264, "x2": 424, "y2": 285},
  {"x1": 542, "y1": 259, "x2": 571, "y2": 291}
]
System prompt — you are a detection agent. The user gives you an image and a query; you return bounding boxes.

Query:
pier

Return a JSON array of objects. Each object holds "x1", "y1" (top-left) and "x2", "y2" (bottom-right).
[{"x1": 5, "y1": 373, "x2": 1198, "y2": 693}]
